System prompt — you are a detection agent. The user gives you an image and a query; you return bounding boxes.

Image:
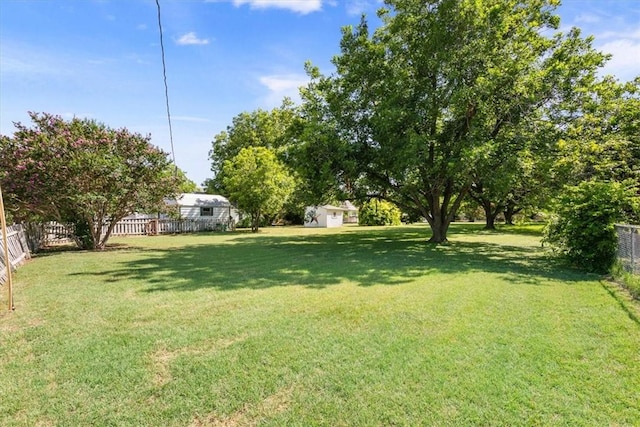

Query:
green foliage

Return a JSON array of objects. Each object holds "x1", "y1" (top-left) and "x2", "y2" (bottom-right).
[
  {"x1": 358, "y1": 199, "x2": 402, "y2": 226},
  {"x1": 458, "y1": 200, "x2": 484, "y2": 222},
  {"x1": 222, "y1": 147, "x2": 294, "y2": 232},
  {"x1": 206, "y1": 100, "x2": 312, "y2": 221},
  {"x1": 0, "y1": 112, "x2": 178, "y2": 249},
  {"x1": 235, "y1": 214, "x2": 271, "y2": 229},
  {"x1": 171, "y1": 167, "x2": 198, "y2": 194},
  {"x1": 208, "y1": 99, "x2": 300, "y2": 193},
  {"x1": 544, "y1": 181, "x2": 639, "y2": 273},
  {"x1": 555, "y1": 77, "x2": 640, "y2": 187},
  {"x1": 611, "y1": 262, "x2": 640, "y2": 301},
  {"x1": 300, "y1": 0, "x2": 607, "y2": 243}
]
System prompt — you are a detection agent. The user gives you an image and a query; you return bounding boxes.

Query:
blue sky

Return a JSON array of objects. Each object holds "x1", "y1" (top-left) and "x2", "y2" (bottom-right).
[{"x1": 1, "y1": 0, "x2": 639, "y2": 187}]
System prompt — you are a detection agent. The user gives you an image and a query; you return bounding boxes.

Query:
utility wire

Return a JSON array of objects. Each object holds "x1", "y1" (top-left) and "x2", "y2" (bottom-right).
[{"x1": 155, "y1": 0, "x2": 177, "y2": 170}]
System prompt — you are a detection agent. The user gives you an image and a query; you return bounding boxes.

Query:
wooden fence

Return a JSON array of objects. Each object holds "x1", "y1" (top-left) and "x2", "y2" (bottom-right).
[
  {"x1": 42, "y1": 218, "x2": 231, "y2": 246},
  {"x1": 1, "y1": 224, "x2": 31, "y2": 285}
]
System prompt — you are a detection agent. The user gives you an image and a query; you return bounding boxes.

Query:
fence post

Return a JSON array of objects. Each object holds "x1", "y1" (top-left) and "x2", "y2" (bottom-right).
[
  {"x1": 0, "y1": 184, "x2": 14, "y2": 311},
  {"x1": 633, "y1": 227, "x2": 637, "y2": 274}
]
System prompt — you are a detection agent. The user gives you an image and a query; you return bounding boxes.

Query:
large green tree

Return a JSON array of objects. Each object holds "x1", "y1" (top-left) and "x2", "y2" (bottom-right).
[
  {"x1": 543, "y1": 77, "x2": 640, "y2": 272},
  {"x1": 469, "y1": 114, "x2": 558, "y2": 228},
  {"x1": 206, "y1": 100, "x2": 309, "y2": 223},
  {"x1": 0, "y1": 112, "x2": 180, "y2": 249},
  {"x1": 301, "y1": 0, "x2": 607, "y2": 242},
  {"x1": 206, "y1": 99, "x2": 300, "y2": 194},
  {"x1": 555, "y1": 76, "x2": 640, "y2": 188},
  {"x1": 222, "y1": 147, "x2": 294, "y2": 232}
]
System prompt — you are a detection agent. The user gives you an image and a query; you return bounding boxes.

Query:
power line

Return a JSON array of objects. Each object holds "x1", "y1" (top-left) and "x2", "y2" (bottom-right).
[{"x1": 155, "y1": 0, "x2": 177, "y2": 169}]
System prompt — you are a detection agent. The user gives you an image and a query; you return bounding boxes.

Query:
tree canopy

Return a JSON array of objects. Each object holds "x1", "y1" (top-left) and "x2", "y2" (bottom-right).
[
  {"x1": 300, "y1": 0, "x2": 608, "y2": 242},
  {"x1": 222, "y1": 146, "x2": 295, "y2": 232},
  {"x1": 0, "y1": 112, "x2": 180, "y2": 249},
  {"x1": 555, "y1": 76, "x2": 640, "y2": 188},
  {"x1": 206, "y1": 99, "x2": 300, "y2": 194}
]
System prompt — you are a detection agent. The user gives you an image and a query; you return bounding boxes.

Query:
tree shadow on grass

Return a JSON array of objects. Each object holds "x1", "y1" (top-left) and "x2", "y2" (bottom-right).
[
  {"x1": 443, "y1": 222, "x2": 546, "y2": 236},
  {"x1": 68, "y1": 226, "x2": 591, "y2": 292}
]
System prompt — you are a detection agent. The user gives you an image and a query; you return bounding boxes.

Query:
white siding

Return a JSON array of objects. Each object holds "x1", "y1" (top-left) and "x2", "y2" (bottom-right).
[
  {"x1": 304, "y1": 206, "x2": 345, "y2": 228},
  {"x1": 325, "y1": 209, "x2": 343, "y2": 227}
]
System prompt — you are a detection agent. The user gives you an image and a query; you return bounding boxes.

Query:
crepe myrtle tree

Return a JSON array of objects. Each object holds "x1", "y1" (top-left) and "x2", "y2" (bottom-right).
[{"x1": 0, "y1": 112, "x2": 181, "y2": 250}]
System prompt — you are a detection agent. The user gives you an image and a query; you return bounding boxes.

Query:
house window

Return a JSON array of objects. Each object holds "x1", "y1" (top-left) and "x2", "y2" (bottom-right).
[{"x1": 200, "y1": 207, "x2": 214, "y2": 216}]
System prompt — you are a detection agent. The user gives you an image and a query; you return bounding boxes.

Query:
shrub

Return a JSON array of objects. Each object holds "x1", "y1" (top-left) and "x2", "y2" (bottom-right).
[
  {"x1": 543, "y1": 181, "x2": 638, "y2": 273},
  {"x1": 358, "y1": 199, "x2": 402, "y2": 226},
  {"x1": 611, "y1": 262, "x2": 640, "y2": 301}
]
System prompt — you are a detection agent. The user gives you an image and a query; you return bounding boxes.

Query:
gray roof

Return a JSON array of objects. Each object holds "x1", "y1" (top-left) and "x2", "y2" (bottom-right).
[
  {"x1": 340, "y1": 200, "x2": 358, "y2": 211},
  {"x1": 167, "y1": 193, "x2": 231, "y2": 207},
  {"x1": 320, "y1": 204, "x2": 347, "y2": 211}
]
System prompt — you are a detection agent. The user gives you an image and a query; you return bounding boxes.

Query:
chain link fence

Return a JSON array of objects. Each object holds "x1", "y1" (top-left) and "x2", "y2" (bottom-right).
[{"x1": 616, "y1": 224, "x2": 640, "y2": 274}]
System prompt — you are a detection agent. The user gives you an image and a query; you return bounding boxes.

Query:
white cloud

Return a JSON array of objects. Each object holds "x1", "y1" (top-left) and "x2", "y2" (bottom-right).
[
  {"x1": 258, "y1": 73, "x2": 309, "y2": 106},
  {"x1": 589, "y1": 25, "x2": 640, "y2": 81},
  {"x1": 345, "y1": 0, "x2": 379, "y2": 16},
  {"x1": 575, "y1": 13, "x2": 601, "y2": 24},
  {"x1": 172, "y1": 116, "x2": 212, "y2": 123},
  {"x1": 598, "y1": 28, "x2": 640, "y2": 40},
  {"x1": 598, "y1": 38, "x2": 640, "y2": 81},
  {"x1": 231, "y1": 0, "x2": 323, "y2": 14},
  {"x1": 349, "y1": 0, "x2": 386, "y2": 16},
  {"x1": 176, "y1": 32, "x2": 210, "y2": 46},
  {"x1": 260, "y1": 74, "x2": 308, "y2": 91}
]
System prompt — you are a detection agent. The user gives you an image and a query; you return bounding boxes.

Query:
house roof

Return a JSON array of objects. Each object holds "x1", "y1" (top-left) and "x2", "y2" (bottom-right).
[
  {"x1": 320, "y1": 204, "x2": 347, "y2": 211},
  {"x1": 340, "y1": 200, "x2": 358, "y2": 211},
  {"x1": 167, "y1": 193, "x2": 231, "y2": 207}
]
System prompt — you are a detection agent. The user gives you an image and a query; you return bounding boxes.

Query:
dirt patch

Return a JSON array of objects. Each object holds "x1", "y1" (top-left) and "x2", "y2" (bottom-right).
[
  {"x1": 150, "y1": 334, "x2": 249, "y2": 387},
  {"x1": 189, "y1": 385, "x2": 296, "y2": 427}
]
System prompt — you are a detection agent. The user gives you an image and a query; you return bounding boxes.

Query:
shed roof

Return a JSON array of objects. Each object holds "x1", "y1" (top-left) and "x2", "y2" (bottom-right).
[
  {"x1": 167, "y1": 193, "x2": 231, "y2": 207},
  {"x1": 321, "y1": 204, "x2": 347, "y2": 211}
]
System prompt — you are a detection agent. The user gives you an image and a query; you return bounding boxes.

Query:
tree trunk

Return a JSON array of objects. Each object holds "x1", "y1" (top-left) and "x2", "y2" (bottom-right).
[
  {"x1": 71, "y1": 217, "x2": 95, "y2": 250},
  {"x1": 483, "y1": 202, "x2": 497, "y2": 230},
  {"x1": 504, "y1": 210, "x2": 514, "y2": 225},
  {"x1": 23, "y1": 222, "x2": 45, "y2": 253},
  {"x1": 504, "y1": 202, "x2": 521, "y2": 225},
  {"x1": 98, "y1": 215, "x2": 123, "y2": 250},
  {"x1": 484, "y1": 213, "x2": 496, "y2": 230},
  {"x1": 423, "y1": 183, "x2": 468, "y2": 243},
  {"x1": 251, "y1": 211, "x2": 260, "y2": 233},
  {"x1": 427, "y1": 218, "x2": 450, "y2": 243},
  {"x1": 469, "y1": 182, "x2": 500, "y2": 230}
]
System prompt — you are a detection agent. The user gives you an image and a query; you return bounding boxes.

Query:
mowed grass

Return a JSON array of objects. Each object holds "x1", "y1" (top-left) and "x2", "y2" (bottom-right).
[{"x1": 1, "y1": 224, "x2": 639, "y2": 426}]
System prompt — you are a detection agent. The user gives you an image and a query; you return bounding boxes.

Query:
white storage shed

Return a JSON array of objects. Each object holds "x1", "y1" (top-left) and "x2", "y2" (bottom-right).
[{"x1": 304, "y1": 205, "x2": 346, "y2": 228}]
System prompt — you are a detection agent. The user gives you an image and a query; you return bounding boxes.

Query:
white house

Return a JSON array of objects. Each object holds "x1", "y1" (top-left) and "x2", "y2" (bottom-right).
[
  {"x1": 304, "y1": 205, "x2": 346, "y2": 228},
  {"x1": 341, "y1": 201, "x2": 359, "y2": 224},
  {"x1": 166, "y1": 193, "x2": 239, "y2": 223}
]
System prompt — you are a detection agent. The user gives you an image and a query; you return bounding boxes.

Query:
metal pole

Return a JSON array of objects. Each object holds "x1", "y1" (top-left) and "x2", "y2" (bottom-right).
[{"x1": 0, "y1": 183, "x2": 14, "y2": 311}]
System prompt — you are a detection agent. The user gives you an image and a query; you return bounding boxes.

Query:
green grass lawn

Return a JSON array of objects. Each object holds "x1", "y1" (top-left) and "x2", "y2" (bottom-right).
[{"x1": 1, "y1": 224, "x2": 639, "y2": 426}]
